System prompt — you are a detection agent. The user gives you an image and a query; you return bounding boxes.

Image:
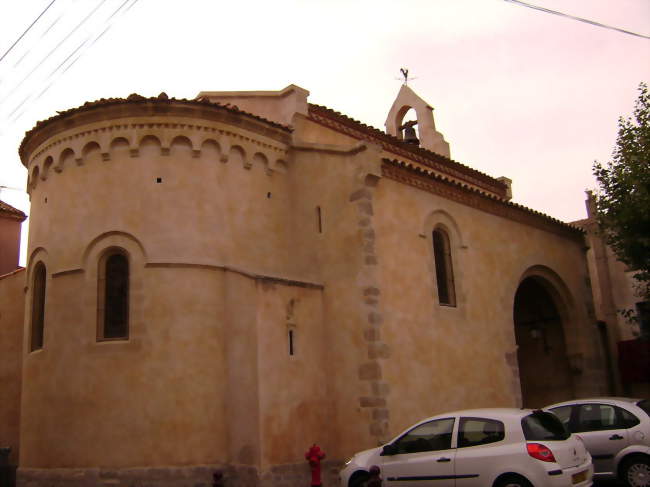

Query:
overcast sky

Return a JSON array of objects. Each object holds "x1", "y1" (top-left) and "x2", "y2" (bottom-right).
[{"x1": 1, "y1": 0, "x2": 649, "y2": 263}]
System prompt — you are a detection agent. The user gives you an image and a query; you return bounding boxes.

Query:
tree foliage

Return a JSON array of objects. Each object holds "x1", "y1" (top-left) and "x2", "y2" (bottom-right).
[{"x1": 593, "y1": 82, "x2": 650, "y2": 298}]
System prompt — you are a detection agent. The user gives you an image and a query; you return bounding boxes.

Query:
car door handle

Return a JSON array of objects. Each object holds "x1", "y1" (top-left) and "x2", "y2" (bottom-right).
[
  {"x1": 609, "y1": 434, "x2": 624, "y2": 440},
  {"x1": 437, "y1": 457, "x2": 451, "y2": 462}
]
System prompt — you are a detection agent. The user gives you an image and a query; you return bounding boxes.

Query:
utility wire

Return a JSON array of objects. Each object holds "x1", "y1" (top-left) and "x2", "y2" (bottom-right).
[
  {"x1": 8, "y1": 37, "x2": 89, "y2": 119},
  {"x1": 6, "y1": 0, "x2": 139, "y2": 123},
  {"x1": 4, "y1": 1, "x2": 71, "y2": 80},
  {"x1": 0, "y1": 0, "x2": 111, "y2": 107},
  {"x1": 504, "y1": 0, "x2": 650, "y2": 40},
  {"x1": 0, "y1": 0, "x2": 57, "y2": 64}
]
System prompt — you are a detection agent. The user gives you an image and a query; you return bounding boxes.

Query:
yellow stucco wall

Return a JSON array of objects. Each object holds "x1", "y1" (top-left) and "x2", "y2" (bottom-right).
[
  {"x1": 19, "y1": 106, "x2": 301, "y2": 469},
  {"x1": 373, "y1": 177, "x2": 599, "y2": 434},
  {"x1": 5, "y1": 92, "x2": 608, "y2": 483}
]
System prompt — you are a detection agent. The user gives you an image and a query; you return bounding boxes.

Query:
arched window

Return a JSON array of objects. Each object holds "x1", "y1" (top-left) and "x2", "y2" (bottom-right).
[
  {"x1": 432, "y1": 228, "x2": 456, "y2": 306},
  {"x1": 98, "y1": 250, "x2": 129, "y2": 340},
  {"x1": 30, "y1": 262, "x2": 47, "y2": 351}
]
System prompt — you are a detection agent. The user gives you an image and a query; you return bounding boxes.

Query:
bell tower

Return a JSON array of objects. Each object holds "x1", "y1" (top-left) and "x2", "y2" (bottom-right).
[{"x1": 385, "y1": 84, "x2": 450, "y2": 158}]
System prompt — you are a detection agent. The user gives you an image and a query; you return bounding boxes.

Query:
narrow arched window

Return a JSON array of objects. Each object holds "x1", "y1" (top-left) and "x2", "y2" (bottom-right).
[
  {"x1": 30, "y1": 262, "x2": 46, "y2": 351},
  {"x1": 98, "y1": 250, "x2": 129, "y2": 340},
  {"x1": 432, "y1": 228, "x2": 456, "y2": 306}
]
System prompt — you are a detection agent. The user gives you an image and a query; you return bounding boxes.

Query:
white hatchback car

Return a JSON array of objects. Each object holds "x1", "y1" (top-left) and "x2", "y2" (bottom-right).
[
  {"x1": 340, "y1": 408, "x2": 593, "y2": 487},
  {"x1": 545, "y1": 397, "x2": 650, "y2": 487}
]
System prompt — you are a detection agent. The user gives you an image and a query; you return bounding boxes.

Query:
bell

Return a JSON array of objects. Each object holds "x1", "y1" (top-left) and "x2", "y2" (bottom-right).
[
  {"x1": 401, "y1": 120, "x2": 419, "y2": 146},
  {"x1": 403, "y1": 127, "x2": 419, "y2": 145}
]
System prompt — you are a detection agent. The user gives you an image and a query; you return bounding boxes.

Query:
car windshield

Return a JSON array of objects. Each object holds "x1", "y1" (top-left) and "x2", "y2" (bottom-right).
[
  {"x1": 636, "y1": 399, "x2": 650, "y2": 417},
  {"x1": 522, "y1": 411, "x2": 570, "y2": 441}
]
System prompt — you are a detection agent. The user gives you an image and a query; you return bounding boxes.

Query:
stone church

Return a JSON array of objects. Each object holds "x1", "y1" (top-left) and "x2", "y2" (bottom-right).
[{"x1": 0, "y1": 83, "x2": 616, "y2": 486}]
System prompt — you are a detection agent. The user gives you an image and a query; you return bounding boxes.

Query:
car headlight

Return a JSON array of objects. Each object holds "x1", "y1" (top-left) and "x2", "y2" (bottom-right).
[{"x1": 344, "y1": 457, "x2": 354, "y2": 466}]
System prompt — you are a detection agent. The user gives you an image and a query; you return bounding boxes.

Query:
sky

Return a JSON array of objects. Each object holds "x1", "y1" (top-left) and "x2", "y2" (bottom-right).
[{"x1": 1, "y1": 0, "x2": 649, "y2": 264}]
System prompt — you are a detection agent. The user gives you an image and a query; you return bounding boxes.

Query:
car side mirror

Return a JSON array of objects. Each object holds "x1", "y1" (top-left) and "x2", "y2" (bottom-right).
[{"x1": 381, "y1": 444, "x2": 398, "y2": 456}]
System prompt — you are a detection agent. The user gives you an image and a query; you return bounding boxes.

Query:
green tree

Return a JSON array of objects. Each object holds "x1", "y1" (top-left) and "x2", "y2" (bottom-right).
[{"x1": 593, "y1": 82, "x2": 650, "y2": 300}]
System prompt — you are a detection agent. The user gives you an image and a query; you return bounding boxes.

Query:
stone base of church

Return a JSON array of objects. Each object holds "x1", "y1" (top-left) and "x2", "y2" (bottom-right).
[
  {"x1": 261, "y1": 460, "x2": 342, "y2": 487},
  {"x1": 17, "y1": 460, "x2": 343, "y2": 487}
]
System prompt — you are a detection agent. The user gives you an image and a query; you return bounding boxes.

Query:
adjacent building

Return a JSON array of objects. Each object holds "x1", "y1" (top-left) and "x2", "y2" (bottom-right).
[
  {"x1": 574, "y1": 192, "x2": 650, "y2": 398},
  {"x1": 0, "y1": 199, "x2": 26, "y2": 480}
]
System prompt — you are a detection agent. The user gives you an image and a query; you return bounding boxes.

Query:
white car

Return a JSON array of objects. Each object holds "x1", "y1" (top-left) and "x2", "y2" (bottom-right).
[
  {"x1": 545, "y1": 397, "x2": 650, "y2": 487},
  {"x1": 340, "y1": 408, "x2": 593, "y2": 487}
]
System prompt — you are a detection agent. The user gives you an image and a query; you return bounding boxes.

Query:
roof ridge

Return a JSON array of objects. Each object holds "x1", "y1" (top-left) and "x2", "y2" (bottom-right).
[
  {"x1": 0, "y1": 200, "x2": 27, "y2": 220},
  {"x1": 21, "y1": 93, "x2": 292, "y2": 157},
  {"x1": 308, "y1": 103, "x2": 507, "y2": 192},
  {"x1": 383, "y1": 158, "x2": 582, "y2": 235}
]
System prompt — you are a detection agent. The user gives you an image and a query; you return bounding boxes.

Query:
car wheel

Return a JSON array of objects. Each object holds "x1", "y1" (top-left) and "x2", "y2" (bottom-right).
[
  {"x1": 494, "y1": 474, "x2": 533, "y2": 487},
  {"x1": 621, "y1": 455, "x2": 650, "y2": 487},
  {"x1": 349, "y1": 472, "x2": 369, "y2": 487}
]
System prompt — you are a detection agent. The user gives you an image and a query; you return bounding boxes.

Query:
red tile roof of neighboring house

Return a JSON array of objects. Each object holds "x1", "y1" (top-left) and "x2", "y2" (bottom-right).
[
  {"x1": 0, "y1": 266, "x2": 25, "y2": 280},
  {"x1": 0, "y1": 200, "x2": 27, "y2": 221}
]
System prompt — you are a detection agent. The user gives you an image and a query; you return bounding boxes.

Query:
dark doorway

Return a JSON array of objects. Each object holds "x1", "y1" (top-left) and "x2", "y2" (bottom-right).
[{"x1": 514, "y1": 277, "x2": 573, "y2": 408}]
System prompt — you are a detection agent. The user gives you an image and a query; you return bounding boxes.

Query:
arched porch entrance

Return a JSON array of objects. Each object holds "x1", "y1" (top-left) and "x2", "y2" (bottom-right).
[{"x1": 513, "y1": 276, "x2": 574, "y2": 408}]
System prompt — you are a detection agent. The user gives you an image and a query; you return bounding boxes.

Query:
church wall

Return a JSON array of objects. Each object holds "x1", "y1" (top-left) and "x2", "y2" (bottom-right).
[
  {"x1": 18, "y1": 109, "x2": 303, "y2": 473},
  {"x1": 25, "y1": 118, "x2": 291, "y2": 276},
  {"x1": 223, "y1": 271, "x2": 261, "y2": 470},
  {"x1": 283, "y1": 130, "x2": 388, "y2": 458},
  {"x1": 12, "y1": 92, "x2": 612, "y2": 486},
  {"x1": 198, "y1": 84, "x2": 310, "y2": 128},
  {"x1": 0, "y1": 269, "x2": 25, "y2": 466},
  {"x1": 19, "y1": 265, "x2": 228, "y2": 468},
  {"x1": 212, "y1": 263, "x2": 333, "y2": 485},
  {"x1": 255, "y1": 282, "x2": 329, "y2": 467},
  {"x1": 368, "y1": 176, "x2": 605, "y2": 443},
  {"x1": 292, "y1": 114, "x2": 361, "y2": 148},
  {"x1": 286, "y1": 115, "x2": 603, "y2": 460}
]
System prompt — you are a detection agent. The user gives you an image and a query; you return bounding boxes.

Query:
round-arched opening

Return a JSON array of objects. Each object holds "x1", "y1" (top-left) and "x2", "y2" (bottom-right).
[
  {"x1": 513, "y1": 276, "x2": 574, "y2": 408},
  {"x1": 398, "y1": 107, "x2": 419, "y2": 144}
]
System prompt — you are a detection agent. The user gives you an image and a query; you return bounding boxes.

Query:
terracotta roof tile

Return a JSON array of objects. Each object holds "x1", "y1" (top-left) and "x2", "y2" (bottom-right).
[
  {"x1": 0, "y1": 266, "x2": 25, "y2": 280},
  {"x1": 20, "y1": 92, "x2": 292, "y2": 159},
  {"x1": 383, "y1": 158, "x2": 583, "y2": 238},
  {"x1": 0, "y1": 200, "x2": 27, "y2": 221},
  {"x1": 308, "y1": 103, "x2": 509, "y2": 198},
  {"x1": 571, "y1": 218, "x2": 589, "y2": 227}
]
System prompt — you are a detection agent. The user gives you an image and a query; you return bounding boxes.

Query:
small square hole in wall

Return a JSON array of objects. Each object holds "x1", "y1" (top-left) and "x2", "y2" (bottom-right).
[
  {"x1": 267, "y1": 192, "x2": 272, "y2": 198},
  {"x1": 156, "y1": 177, "x2": 162, "y2": 183}
]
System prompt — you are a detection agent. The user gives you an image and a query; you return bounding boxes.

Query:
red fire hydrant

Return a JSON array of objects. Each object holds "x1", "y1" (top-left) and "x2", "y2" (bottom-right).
[{"x1": 305, "y1": 443, "x2": 326, "y2": 487}]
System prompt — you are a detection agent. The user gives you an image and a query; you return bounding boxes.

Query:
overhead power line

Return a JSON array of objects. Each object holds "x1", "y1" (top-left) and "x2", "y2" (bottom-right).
[
  {"x1": 504, "y1": 0, "x2": 650, "y2": 40},
  {"x1": 0, "y1": 0, "x2": 58, "y2": 64},
  {"x1": 0, "y1": 0, "x2": 110, "y2": 107},
  {"x1": 4, "y1": 0, "x2": 140, "y2": 123}
]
